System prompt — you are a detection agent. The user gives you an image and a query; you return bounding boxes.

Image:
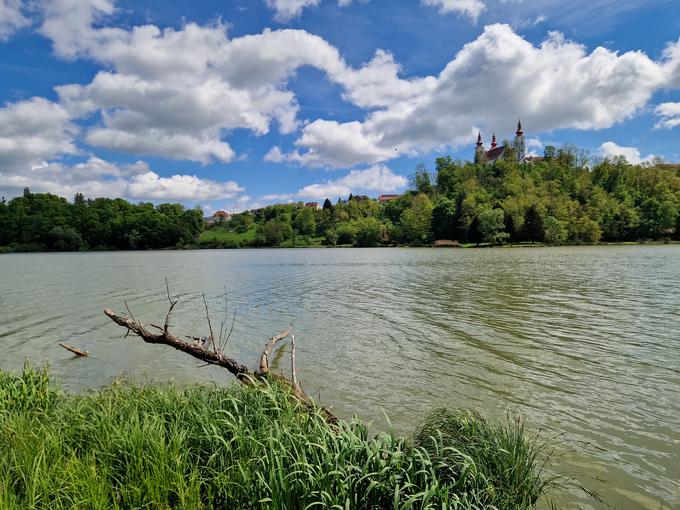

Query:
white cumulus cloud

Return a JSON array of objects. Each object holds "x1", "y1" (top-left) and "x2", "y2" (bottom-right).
[
  {"x1": 277, "y1": 24, "x2": 670, "y2": 168},
  {"x1": 655, "y1": 102, "x2": 680, "y2": 130},
  {"x1": 296, "y1": 164, "x2": 407, "y2": 199},
  {"x1": 0, "y1": 0, "x2": 30, "y2": 39},
  {"x1": 422, "y1": 0, "x2": 486, "y2": 22},
  {"x1": 0, "y1": 97, "x2": 79, "y2": 173},
  {"x1": 599, "y1": 141, "x2": 656, "y2": 165}
]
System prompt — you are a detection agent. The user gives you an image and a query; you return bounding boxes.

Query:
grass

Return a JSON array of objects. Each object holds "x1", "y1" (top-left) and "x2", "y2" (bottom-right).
[
  {"x1": 0, "y1": 366, "x2": 561, "y2": 509},
  {"x1": 199, "y1": 226, "x2": 257, "y2": 246}
]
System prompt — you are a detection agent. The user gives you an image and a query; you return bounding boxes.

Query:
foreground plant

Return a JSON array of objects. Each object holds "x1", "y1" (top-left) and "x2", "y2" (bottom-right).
[{"x1": 0, "y1": 367, "x2": 560, "y2": 509}]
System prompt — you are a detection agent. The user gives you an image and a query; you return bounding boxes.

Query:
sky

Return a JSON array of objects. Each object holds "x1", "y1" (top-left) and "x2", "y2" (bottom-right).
[{"x1": 1, "y1": 0, "x2": 679, "y2": 213}]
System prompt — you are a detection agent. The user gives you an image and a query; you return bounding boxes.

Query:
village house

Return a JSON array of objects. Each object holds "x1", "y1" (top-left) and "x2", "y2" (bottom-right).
[
  {"x1": 378, "y1": 194, "x2": 401, "y2": 203},
  {"x1": 305, "y1": 202, "x2": 321, "y2": 210}
]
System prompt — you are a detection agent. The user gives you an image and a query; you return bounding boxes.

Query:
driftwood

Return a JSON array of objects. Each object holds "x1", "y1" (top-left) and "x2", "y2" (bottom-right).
[
  {"x1": 59, "y1": 343, "x2": 89, "y2": 357},
  {"x1": 103, "y1": 288, "x2": 336, "y2": 424}
]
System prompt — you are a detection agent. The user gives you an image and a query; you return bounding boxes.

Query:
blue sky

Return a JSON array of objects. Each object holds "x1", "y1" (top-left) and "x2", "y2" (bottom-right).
[{"x1": 1, "y1": 0, "x2": 679, "y2": 213}]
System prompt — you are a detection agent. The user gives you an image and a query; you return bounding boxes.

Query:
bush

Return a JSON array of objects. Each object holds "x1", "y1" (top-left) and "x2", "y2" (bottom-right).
[{"x1": 336, "y1": 222, "x2": 358, "y2": 245}]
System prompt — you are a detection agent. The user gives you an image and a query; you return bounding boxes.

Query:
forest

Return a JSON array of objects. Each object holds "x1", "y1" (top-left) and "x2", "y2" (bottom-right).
[
  {"x1": 0, "y1": 191, "x2": 203, "y2": 252},
  {"x1": 205, "y1": 149, "x2": 680, "y2": 249},
  {"x1": 2, "y1": 146, "x2": 680, "y2": 252}
]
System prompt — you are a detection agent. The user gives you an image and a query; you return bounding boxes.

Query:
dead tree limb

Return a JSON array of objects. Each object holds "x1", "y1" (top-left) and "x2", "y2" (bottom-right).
[
  {"x1": 290, "y1": 334, "x2": 298, "y2": 389},
  {"x1": 103, "y1": 296, "x2": 337, "y2": 424},
  {"x1": 59, "y1": 343, "x2": 89, "y2": 357},
  {"x1": 103, "y1": 308, "x2": 253, "y2": 382},
  {"x1": 257, "y1": 325, "x2": 293, "y2": 376}
]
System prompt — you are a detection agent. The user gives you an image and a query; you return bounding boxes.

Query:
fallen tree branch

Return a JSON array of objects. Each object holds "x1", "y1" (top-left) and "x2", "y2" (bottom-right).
[
  {"x1": 103, "y1": 292, "x2": 337, "y2": 424},
  {"x1": 257, "y1": 325, "x2": 293, "y2": 376},
  {"x1": 103, "y1": 309, "x2": 253, "y2": 381},
  {"x1": 59, "y1": 343, "x2": 89, "y2": 357}
]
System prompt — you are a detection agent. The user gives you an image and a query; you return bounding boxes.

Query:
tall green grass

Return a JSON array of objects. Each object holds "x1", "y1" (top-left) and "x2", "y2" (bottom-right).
[{"x1": 0, "y1": 367, "x2": 560, "y2": 509}]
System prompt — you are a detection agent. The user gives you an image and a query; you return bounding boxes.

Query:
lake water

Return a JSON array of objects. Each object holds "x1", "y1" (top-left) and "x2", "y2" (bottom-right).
[{"x1": 1, "y1": 246, "x2": 679, "y2": 509}]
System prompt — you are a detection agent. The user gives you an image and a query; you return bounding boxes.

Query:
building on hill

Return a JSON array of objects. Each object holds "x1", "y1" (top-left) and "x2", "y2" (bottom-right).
[
  {"x1": 474, "y1": 120, "x2": 526, "y2": 164},
  {"x1": 305, "y1": 202, "x2": 321, "y2": 210},
  {"x1": 213, "y1": 210, "x2": 231, "y2": 220},
  {"x1": 378, "y1": 194, "x2": 401, "y2": 203},
  {"x1": 204, "y1": 210, "x2": 231, "y2": 226}
]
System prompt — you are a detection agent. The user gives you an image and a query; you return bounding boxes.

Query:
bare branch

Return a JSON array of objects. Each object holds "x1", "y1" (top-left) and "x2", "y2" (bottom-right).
[
  {"x1": 124, "y1": 300, "x2": 135, "y2": 321},
  {"x1": 202, "y1": 293, "x2": 215, "y2": 352},
  {"x1": 258, "y1": 325, "x2": 293, "y2": 375},
  {"x1": 164, "y1": 278, "x2": 177, "y2": 333},
  {"x1": 290, "y1": 334, "x2": 298, "y2": 389},
  {"x1": 59, "y1": 343, "x2": 89, "y2": 357},
  {"x1": 104, "y1": 308, "x2": 252, "y2": 381}
]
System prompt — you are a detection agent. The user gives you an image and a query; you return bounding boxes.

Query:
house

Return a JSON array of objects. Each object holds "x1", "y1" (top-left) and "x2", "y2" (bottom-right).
[
  {"x1": 378, "y1": 194, "x2": 401, "y2": 203},
  {"x1": 205, "y1": 210, "x2": 231, "y2": 226},
  {"x1": 305, "y1": 202, "x2": 321, "y2": 210},
  {"x1": 474, "y1": 120, "x2": 526, "y2": 164}
]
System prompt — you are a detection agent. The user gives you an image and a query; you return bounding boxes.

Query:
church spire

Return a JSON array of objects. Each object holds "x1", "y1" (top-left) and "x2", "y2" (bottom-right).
[
  {"x1": 476, "y1": 131, "x2": 483, "y2": 147},
  {"x1": 491, "y1": 133, "x2": 497, "y2": 149},
  {"x1": 516, "y1": 119, "x2": 523, "y2": 137}
]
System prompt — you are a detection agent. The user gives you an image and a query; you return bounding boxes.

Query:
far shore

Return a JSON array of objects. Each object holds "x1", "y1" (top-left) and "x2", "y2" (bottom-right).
[{"x1": 2, "y1": 239, "x2": 679, "y2": 254}]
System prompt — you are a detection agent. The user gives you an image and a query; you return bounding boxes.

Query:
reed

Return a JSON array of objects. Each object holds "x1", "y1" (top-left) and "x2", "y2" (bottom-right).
[{"x1": 0, "y1": 367, "x2": 560, "y2": 509}]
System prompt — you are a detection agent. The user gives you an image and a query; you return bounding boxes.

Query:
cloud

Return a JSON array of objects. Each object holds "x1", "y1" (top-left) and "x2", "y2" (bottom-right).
[
  {"x1": 0, "y1": 97, "x2": 79, "y2": 173},
  {"x1": 296, "y1": 164, "x2": 407, "y2": 199},
  {"x1": 277, "y1": 24, "x2": 670, "y2": 168},
  {"x1": 421, "y1": 0, "x2": 486, "y2": 22},
  {"x1": 264, "y1": 0, "x2": 368, "y2": 22},
  {"x1": 655, "y1": 102, "x2": 680, "y2": 129},
  {"x1": 265, "y1": 0, "x2": 320, "y2": 21},
  {"x1": 7, "y1": 1, "x2": 680, "y2": 192},
  {"x1": 599, "y1": 141, "x2": 656, "y2": 165},
  {"x1": 40, "y1": 8, "x2": 429, "y2": 164},
  {"x1": 0, "y1": 0, "x2": 30, "y2": 39},
  {"x1": 0, "y1": 157, "x2": 244, "y2": 201}
]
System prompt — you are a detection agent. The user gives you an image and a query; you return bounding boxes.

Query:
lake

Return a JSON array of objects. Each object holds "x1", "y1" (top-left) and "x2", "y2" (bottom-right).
[{"x1": 1, "y1": 246, "x2": 679, "y2": 509}]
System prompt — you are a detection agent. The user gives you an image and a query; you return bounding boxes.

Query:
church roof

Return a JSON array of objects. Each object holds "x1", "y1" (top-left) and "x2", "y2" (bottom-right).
[{"x1": 485, "y1": 145, "x2": 506, "y2": 161}]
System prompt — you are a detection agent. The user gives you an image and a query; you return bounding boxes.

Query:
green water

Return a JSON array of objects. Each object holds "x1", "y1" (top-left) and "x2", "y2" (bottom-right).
[{"x1": 1, "y1": 246, "x2": 679, "y2": 509}]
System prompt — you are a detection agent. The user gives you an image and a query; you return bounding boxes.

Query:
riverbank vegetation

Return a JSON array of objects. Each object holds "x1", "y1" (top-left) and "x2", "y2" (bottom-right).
[
  {"x1": 209, "y1": 152, "x2": 680, "y2": 248},
  {"x1": 0, "y1": 190, "x2": 203, "y2": 252},
  {"x1": 0, "y1": 366, "x2": 559, "y2": 509},
  {"x1": 3, "y1": 147, "x2": 679, "y2": 251}
]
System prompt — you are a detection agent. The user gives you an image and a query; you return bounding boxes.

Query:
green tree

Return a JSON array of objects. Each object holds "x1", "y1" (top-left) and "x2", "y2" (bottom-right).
[
  {"x1": 477, "y1": 208, "x2": 509, "y2": 245},
  {"x1": 336, "y1": 223, "x2": 358, "y2": 245},
  {"x1": 543, "y1": 216, "x2": 568, "y2": 245},
  {"x1": 523, "y1": 205, "x2": 545, "y2": 243},
  {"x1": 411, "y1": 163, "x2": 434, "y2": 196},
  {"x1": 294, "y1": 207, "x2": 316, "y2": 236},
  {"x1": 431, "y1": 198, "x2": 458, "y2": 240},
  {"x1": 354, "y1": 217, "x2": 385, "y2": 247},
  {"x1": 399, "y1": 193, "x2": 433, "y2": 244}
]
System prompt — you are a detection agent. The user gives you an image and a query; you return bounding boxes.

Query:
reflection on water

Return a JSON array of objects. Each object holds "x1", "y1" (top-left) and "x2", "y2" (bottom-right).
[{"x1": 1, "y1": 246, "x2": 679, "y2": 509}]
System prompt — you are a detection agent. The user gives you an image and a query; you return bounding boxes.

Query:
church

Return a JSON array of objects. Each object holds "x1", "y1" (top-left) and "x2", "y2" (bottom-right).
[{"x1": 474, "y1": 120, "x2": 526, "y2": 164}]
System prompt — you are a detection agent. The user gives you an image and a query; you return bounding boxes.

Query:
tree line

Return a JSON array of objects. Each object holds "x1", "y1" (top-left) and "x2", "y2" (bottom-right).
[
  {"x1": 209, "y1": 147, "x2": 680, "y2": 248},
  {"x1": 0, "y1": 189, "x2": 203, "y2": 252},
  {"x1": 3, "y1": 146, "x2": 680, "y2": 252}
]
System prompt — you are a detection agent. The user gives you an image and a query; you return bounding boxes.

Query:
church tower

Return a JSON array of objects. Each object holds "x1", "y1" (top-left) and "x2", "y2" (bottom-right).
[
  {"x1": 474, "y1": 132, "x2": 485, "y2": 164},
  {"x1": 513, "y1": 120, "x2": 525, "y2": 163}
]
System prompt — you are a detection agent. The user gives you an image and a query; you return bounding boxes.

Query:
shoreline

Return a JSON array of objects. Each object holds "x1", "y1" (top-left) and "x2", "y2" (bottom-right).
[{"x1": 2, "y1": 239, "x2": 679, "y2": 254}]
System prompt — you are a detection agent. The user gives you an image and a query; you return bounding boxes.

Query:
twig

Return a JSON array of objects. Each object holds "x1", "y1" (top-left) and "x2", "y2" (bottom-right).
[
  {"x1": 124, "y1": 300, "x2": 135, "y2": 321},
  {"x1": 290, "y1": 334, "x2": 298, "y2": 389},
  {"x1": 202, "y1": 293, "x2": 215, "y2": 352},
  {"x1": 218, "y1": 287, "x2": 228, "y2": 351},
  {"x1": 164, "y1": 278, "x2": 177, "y2": 333},
  {"x1": 59, "y1": 343, "x2": 89, "y2": 357}
]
